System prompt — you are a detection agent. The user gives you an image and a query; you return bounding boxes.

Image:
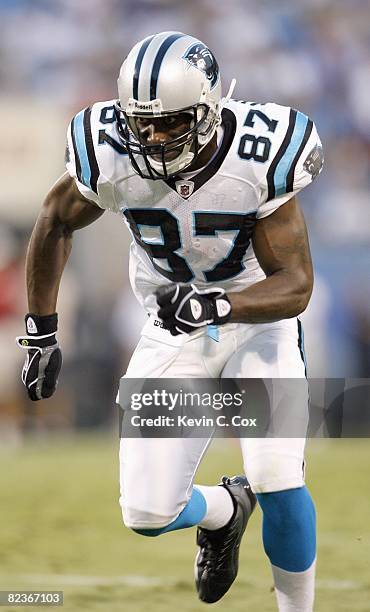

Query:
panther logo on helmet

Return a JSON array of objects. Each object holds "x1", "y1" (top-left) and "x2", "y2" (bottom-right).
[{"x1": 183, "y1": 43, "x2": 219, "y2": 90}]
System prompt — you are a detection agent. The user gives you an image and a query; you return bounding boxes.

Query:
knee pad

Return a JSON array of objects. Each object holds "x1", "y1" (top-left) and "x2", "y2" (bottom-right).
[
  {"x1": 119, "y1": 493, "x2": 181, "y2": 531},
  {"x1": 121, "y1": 487, "x2": 207, "y2": 536},
  {"x1": 244, "y1": 445, "x2": 305, "y2": 493}
]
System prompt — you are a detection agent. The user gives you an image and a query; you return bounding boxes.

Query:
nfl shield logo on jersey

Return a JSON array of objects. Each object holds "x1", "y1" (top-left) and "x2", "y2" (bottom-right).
[{"x1": 175, "y1": 180, "x2": 194, "y2": 199}]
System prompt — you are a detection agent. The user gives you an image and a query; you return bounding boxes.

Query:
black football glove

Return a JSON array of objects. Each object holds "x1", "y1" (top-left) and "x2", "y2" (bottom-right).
[
  {"x1": 155, "y1": 283, "x2": 232, "y2": 336},
  {"x1": 16, "y1": 313, "x2": 62, "y2": 401}
]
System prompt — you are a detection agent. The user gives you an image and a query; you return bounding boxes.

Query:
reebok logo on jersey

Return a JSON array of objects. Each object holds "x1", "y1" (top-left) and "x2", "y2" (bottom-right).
[
  {"x1": 190, "y1": 299, "x2": 202, "y2": 320},
  {"x1": 216, "y1": 299, "x2": 231, "y2": 318},
  {"x1": 26, "y1": 317, "x2": 38, "y2": 334}
]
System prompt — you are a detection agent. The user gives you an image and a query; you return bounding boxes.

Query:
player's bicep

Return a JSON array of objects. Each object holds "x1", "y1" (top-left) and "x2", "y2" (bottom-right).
[
  {"x1": 42, "y1": 172, "x2": 104, "y2": 233},
  {"x1": 252, "y1": 196, "x2": 313, "y2": 287}
]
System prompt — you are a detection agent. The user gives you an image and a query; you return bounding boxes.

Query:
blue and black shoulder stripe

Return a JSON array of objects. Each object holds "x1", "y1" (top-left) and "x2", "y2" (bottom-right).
[
  {"x1": 65, "y1": 100, "x2": 127, "y2": 209},
  {"x1": 230, "y1": 100, "x2": 324, "y2": 219},
  {"x1": 66, "y1": 105, "x2": 101, "y2": 204},
  {"x1": 259, "y1": 103, "x2": 323, "y2": 217}
]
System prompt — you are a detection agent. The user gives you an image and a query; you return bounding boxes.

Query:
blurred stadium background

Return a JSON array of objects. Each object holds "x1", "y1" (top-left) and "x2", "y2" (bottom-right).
[{"x1": 0, "y1": 1, "x2": 369, "y2": 611}]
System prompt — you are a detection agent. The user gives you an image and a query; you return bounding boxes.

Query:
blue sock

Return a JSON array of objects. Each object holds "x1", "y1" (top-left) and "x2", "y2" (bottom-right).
[
  {"x1": 133, "y1": 487, "x2": 207, "y2": 537},
  {"x1": 257, "y1": 487, "x2": 316, "y2": 572}
]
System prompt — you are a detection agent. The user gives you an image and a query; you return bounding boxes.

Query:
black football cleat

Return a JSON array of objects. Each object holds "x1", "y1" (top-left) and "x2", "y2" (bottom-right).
[{"x1": 195, "y1": 475, "x2": 256, "y2": 604}]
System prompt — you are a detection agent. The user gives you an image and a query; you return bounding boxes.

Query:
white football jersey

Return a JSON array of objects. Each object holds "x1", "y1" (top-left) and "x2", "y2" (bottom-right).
[{"x1": 65, "y1": 99, "x2": 323, "y2": 315}]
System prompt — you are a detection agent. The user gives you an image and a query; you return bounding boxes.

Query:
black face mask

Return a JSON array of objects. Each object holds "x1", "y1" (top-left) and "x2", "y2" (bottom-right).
[{"x1": 114, "y1": 102, "x2": 210, "y2": 180}]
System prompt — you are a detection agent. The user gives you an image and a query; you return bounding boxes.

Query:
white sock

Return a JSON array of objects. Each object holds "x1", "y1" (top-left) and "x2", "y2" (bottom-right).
[
  {"x1": 271, "y1": 559, "x2": 316, "y2": 612},
  {"x1": 195, "y1": 484, "x2": 234, "y2": 530}
]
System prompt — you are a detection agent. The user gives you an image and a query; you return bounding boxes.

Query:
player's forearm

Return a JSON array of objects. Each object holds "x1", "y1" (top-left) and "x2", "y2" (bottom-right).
[
  {"x1": 26, "y1": 213, "x2": 72, "y2": 315},
  {"x1": 228, "y1": 270, "x2": 312, "y2": 324}
]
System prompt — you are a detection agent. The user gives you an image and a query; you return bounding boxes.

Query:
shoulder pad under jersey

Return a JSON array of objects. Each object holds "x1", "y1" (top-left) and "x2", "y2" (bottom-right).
[
  {"x1": 65, "y1": 100, "x2": 132, "y2": 211},
  {"x1": 227, "y1": 100, "x2": 324, "y2": 218}
]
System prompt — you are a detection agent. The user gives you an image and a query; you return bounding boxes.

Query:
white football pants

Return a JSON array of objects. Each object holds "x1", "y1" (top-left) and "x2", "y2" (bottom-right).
[{"x1": 119, "y1": 316, "x2": 308, "y2": 529}]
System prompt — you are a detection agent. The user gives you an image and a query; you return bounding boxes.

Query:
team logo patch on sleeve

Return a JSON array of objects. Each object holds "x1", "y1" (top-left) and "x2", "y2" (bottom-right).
[
  {"x1": 183, "y1": 43, "x2": 219, "y2": 89},
  {"x1": 303, "y1": 145, "x2": 324, "y2": 180}
]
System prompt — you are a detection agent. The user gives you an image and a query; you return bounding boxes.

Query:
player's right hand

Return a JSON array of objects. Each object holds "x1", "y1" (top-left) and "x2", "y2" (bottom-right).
[{"x1": 16, "y1": 313, "x2": 62, "y2": 401}]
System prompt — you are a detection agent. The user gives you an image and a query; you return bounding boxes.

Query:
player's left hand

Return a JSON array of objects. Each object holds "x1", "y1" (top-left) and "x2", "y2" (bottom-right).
[{"x1": 155, "y1": 283, "x2": 232, "y2": 335}]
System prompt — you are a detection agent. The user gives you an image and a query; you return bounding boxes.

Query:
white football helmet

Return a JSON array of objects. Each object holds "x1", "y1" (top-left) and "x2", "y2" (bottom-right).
[{"x1": 115, "y1": 31, "x2": 231, "y2": 179}]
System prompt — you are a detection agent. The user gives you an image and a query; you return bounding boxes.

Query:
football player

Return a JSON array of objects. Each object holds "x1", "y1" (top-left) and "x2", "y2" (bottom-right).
[{"x1": 17, "y1": 32, "x2": 323, "y2": 611}]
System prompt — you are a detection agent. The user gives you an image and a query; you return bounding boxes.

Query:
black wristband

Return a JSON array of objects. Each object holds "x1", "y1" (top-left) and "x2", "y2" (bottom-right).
[{"x1": 25, "y1": 313, "x2": 58, "y2": 336}]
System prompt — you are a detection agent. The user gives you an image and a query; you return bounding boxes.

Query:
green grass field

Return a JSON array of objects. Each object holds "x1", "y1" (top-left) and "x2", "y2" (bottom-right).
[{"x1": 0, "y1": 433, "x2": 369, "y2": 611}]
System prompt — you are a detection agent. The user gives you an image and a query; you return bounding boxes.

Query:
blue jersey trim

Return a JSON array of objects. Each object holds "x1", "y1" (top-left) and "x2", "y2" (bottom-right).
[
  {"x1": 207, "y1": 325, "x2": 219, "y2": 342},
  {"x1": 73, "y1": 110, "x2": 92, "y2": 190},
  {"x1": 274, "y1": 112, "x2": 309, "y2": 197}
]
